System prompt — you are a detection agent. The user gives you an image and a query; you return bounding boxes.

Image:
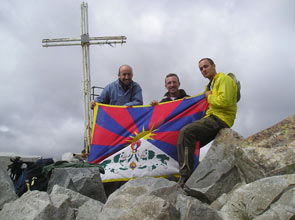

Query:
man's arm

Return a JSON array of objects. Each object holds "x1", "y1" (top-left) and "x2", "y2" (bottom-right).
[{"x1": 90, "y1": 85, "x2": 111, "y2": 109}]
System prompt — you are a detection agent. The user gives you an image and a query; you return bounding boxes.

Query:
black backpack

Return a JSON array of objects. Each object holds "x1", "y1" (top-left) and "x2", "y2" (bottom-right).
[{"x1": 8, "y1": 157, "x2": 54, "y2": 197}]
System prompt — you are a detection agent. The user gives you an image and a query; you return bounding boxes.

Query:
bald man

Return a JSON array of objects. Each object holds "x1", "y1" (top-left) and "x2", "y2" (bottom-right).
[{"x1": 91, "y1": 64, "x2": 143, "y2": 108}]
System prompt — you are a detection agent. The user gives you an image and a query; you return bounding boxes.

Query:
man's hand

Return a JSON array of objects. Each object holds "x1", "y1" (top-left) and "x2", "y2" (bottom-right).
[
  {"x1": 150, "y1": 100, "x2": 159, "y2": 106},
  {"x1": 205, "y1": 91, "x2": 212, "y2": 99},
  {"x1": 90, "y1": 101, "x2": 96, "y2": 109}
]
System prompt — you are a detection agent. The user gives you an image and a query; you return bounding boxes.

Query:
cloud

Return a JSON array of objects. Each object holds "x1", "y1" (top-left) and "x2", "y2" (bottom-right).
[{"x1": 0, "y1": 0, "x2": 294, "y2": 160}]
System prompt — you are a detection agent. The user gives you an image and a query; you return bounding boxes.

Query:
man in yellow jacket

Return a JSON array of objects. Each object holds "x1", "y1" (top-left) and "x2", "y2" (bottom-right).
[{"x1": 177, "y1": 58, "x2": 238, "y2": 187}]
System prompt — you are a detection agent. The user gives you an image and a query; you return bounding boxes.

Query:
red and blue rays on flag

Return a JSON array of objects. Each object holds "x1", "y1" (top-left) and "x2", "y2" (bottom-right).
[{"x1": 88, "y1": 94, "x2": 208, "y2": 171}]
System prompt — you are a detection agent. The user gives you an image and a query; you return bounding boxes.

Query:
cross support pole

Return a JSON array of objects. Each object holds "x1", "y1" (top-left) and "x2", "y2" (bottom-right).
[{"x1": 42, "y1": 2, "x2": 127, "y2": 156}]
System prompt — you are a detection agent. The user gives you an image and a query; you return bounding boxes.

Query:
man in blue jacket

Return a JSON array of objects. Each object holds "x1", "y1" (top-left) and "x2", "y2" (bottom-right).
[
  {"x1": 91, "y1": 64, "x2": 143, "y2": 108},
  {"x1": 90, "y1": 64, "x2": 143, "y2": 197}
]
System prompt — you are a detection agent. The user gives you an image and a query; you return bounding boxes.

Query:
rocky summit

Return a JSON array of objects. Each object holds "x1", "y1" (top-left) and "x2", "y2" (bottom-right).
[{"x1": 0, "y1": 114, "x2": 295, "y2": 220}]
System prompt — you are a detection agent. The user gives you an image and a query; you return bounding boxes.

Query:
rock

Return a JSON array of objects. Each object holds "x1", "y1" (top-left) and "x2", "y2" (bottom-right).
[
  {"x1": 0, "y1": 191, "x2": 56, "y2": 220},
  {"x1": 210, "y1": 182, "x2": 245, "y2": 211},
  {"x1": 176, "y1": 194, "x2": 223, "y2": 220},
  {"x1": 0, "y1": 185, "x2": 103, "y2": 220},
  {"x1": 219, "y1": 174, "x2": 295, "y2": 220},
  {"x1": 236, "y1": 114, "x2": 295, "y2": 183},
  {"x1": 97, "y1": 177, "x2": 183, "y2": 220},
  {"x1": 0, "y1": 167, "x2": 17, "y2": 210},
  {"x1": 50, "y1": 185, "x2": 104, "y2": 219},
  {"x1": 50, "y1": 184, "x2": 104, "y2": 209},
  {"x1": 49, "y1": 192, "x2": 75, "y2": 220},
  {"x1": 47, "y1": 168, "x2": 78, "y2": 192},
  {"x1": 47, "y1": 167, "x2": 106, "y2": 203},
  {"x1": 185, "y1": 129, "x2": 244, "y2": 203},
  {"x1": 76, "y1": 199, "x2": 104, "y2": 220}
]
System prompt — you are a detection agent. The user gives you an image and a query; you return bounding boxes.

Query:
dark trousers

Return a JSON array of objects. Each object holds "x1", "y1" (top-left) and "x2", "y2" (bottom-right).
[{"x1": 177, "y1": 115, "x2": 229, "y2": 180}]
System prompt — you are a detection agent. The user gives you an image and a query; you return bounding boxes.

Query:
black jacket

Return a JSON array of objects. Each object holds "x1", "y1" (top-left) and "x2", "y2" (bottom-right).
[{"x1": 160, "y1": 89, "x2": 189, "y2": 103}]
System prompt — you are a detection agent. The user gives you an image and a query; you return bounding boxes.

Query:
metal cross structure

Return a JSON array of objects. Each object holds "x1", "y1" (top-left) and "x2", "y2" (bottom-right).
[{"x1": 42, "y1": 2, "x2": 127, "y2": 155}]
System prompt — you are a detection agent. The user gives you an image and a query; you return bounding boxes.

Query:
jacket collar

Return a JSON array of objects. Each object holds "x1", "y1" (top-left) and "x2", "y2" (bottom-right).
[
  {"x1": 118, "y1": 79, "x2": 133, "y2": 91},
  {"x1": 164, "y1": 89, "x2": 187, "y2": 99}
]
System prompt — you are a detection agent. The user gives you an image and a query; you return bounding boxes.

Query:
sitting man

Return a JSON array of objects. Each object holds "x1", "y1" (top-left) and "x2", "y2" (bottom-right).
[
  {"x1": 177, "y1": 58, "x2": 238, "y2": 187},
  {"x1": 150, "y1": 73, "x2": 189, "y2": 105},
  {"x1": 91, "y1": 64, "x2": 143, "y2": 109}
]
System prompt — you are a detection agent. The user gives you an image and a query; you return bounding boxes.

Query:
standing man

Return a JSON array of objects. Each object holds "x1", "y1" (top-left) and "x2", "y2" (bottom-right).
[
  {"x1": 90, "y1": 64, "x2": 143, "y2": 196},
  {"x1": 177, "y1": 58, "x2": 238, "y2": 187},
  {"x1": 150, "y1": 73, "x2": 189, "y2": 105},
  {"x1": 91, "y1": 64, "x2": 143, "y2": 108}
]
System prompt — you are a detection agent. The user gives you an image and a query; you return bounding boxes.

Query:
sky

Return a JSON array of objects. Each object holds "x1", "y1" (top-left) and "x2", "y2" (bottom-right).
[{"x1": 0, "y1": 0, "x2": 294, "y2": 160}]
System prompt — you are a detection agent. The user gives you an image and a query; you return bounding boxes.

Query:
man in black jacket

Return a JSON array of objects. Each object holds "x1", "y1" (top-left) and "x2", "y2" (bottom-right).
[{"x1": 150, "y1": 73, "x2": 189, "y2": 105}]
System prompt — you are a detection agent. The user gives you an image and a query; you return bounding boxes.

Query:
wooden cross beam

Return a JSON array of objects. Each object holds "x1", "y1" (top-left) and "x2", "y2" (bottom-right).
[{"x1": 42, "y1": 2, "x2": 127, "y2": 155}]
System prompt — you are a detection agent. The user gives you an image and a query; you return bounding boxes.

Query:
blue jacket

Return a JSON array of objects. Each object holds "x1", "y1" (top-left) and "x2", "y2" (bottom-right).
[{"x1": 95, "y1": 79, "x2": 143, "y2": 106}]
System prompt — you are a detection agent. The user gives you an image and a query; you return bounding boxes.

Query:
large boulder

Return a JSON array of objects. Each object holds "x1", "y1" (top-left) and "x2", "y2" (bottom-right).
[
  {"x1": 219, "y1": 174, "x2": 295, "y2": 220},
  {"x1": 185, "y1": 129, "x2": 244, "y2": 203},
  {"x1": 47, "y1": 167, "x2": 106, "y2": 203},
  {"x1": 0, "y1": 185, "x2": 104, "y2": 220},
  {"x1": 0, "y1": 167, "x2": 17, "y2": 210},
  {"x1": 0, "y1": 191, "x2": 55, "y2": 220},
  {"x1": 97, "y1": 177, "x2": 183, "y2": 220},
  {"x1": 236, "y1": 114, "x2": 295, "y2": 183}
]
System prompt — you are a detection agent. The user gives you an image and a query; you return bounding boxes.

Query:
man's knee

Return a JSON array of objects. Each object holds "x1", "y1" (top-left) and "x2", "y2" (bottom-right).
[{"x1": 182, "y1": 121, "x2": 202, "y2": 137}]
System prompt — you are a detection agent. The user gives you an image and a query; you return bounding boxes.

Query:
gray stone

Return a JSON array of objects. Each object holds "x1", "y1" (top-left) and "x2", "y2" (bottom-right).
[
  {"x1": 50, "y1": 185, "x2": 104, "y2": 219},
  {"x1": 253, "y1": 186, "x2": 295, "y2": 220},
  {"x1": 0, "y1": 185, "x2": 103, "y2": 220},
  {"x1": 76, "y1": 199, "x2": 104, "y2": 220},
  {"x1": 103, "y1": 195, "x2": 179, "y2": 220},
  {"x1": 185, "y1": 129, "x2": 243, "y2": 203},
  {"x1": 50, "y1": 184, "x2": 104, "y2": 209},
  {"x1": 0, "y1": 167, "x2": 17, "y2": 210},
  {"x1": 210, "y1": 182, "x2": 245, "y2": 211},
  {"x1": 47, "y1": 167, "x2": 106, "y2": 203},
  {"x1": 49, "y1": 193, "x2": 75, "y2": 220},
  {"x1": 0, "y1": 191, "x2": 56, "y2": 220},
  {"x1": 176, "y1": 194, "x2": 223, "y2": 220},
  {"x1": 219, "y1": 174, "x2": 295, "y2": 220},
  {"x1": 47, "y1": 168, "x2": 78, "y2": 192},
  {"x1": 97, "y1": 177, "x2": 183, "y2": 220},
  {"x1": 236, "y1": 114, "x2": 295, "y2": 183}
]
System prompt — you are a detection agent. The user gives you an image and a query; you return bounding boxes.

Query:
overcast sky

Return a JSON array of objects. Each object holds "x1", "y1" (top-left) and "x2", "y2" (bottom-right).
[{"x1": 0, "y1": 0, "x2": 294, "y2": 159}]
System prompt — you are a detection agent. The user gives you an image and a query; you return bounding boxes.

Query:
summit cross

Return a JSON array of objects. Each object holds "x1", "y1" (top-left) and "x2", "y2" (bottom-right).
[{"x1": 42, "y1": 2, "x2": 127, "y2": 155}]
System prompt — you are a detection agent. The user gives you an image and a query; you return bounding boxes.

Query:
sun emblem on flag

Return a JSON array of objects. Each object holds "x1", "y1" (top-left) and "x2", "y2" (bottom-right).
[{"x1": 127, "y1": 126, "x2": 157, "y2": 144}]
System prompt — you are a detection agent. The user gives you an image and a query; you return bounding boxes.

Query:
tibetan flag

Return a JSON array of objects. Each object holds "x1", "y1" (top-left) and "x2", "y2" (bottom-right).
[{"x1": 88, "y1": 94, "x2": 208, "y2": 182}]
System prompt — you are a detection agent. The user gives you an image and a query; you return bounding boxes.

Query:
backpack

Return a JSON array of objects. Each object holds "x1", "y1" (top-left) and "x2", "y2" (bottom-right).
[
  {"x1": 8, "y1": 157, "x2": 54, "y2": 197},
  {"x1": 8, "y1": 157, "x2": 34, "y2": 186},
  {"x1": 227, "y1": 73, "x2": 241, "y2": 102}
]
